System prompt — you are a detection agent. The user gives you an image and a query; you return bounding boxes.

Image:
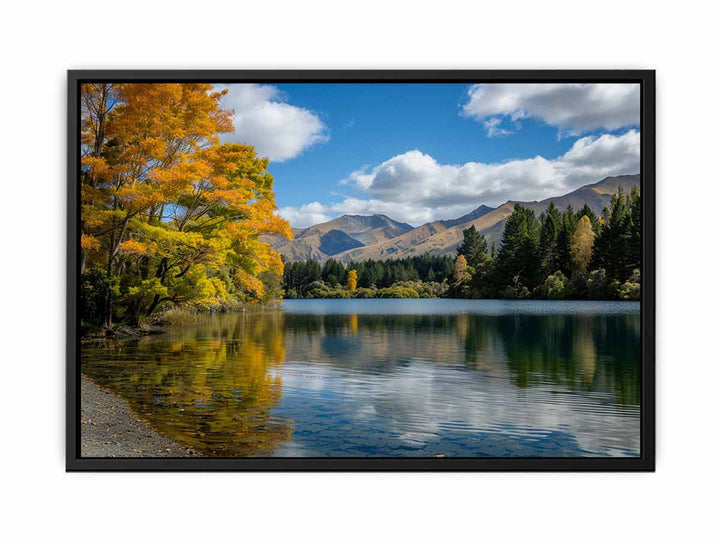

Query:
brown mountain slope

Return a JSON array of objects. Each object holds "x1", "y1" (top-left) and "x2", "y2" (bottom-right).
[
  {"x1": 335, "y1": 221, "x2": 449, "y2": 262},
  {"x1": 336, "y1": 174, "x2": 640, "y2": 261},
  {"x1": 262, "y1": 214, "x2": 413, "y2": 262},
  {"x1": 296, "y1": 214, "x2": 412, "y2": 245}
]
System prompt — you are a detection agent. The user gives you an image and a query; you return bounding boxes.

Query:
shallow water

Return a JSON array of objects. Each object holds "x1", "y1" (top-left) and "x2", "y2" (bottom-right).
[{"x1": 82, "y1": 299, "x2": 641, "y2": 457}]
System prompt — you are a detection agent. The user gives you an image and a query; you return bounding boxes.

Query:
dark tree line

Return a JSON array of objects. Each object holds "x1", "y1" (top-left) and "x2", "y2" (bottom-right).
[
  {"x1": 282, "y1": 186, "x2": 641, "y2": 301},
  {"x1": 283, "y1": 255, "x2": 454, "y2": 298},
  {"x1": 451, "y1": 186, "x2": 641, "y2": 300}
]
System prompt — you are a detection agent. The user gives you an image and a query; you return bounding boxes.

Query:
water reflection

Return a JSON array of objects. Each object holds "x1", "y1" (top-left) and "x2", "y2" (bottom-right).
[
  {"x1": 82, "y1": 300, "x2": 641, "y2": 457},
  {"x1": 82, "y1": 312, "x2": 292, "y2": 456}
]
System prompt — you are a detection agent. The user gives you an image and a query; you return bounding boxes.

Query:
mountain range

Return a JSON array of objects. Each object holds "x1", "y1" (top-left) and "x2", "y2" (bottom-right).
[{"x1": 265, "y1": 174, "x2": 640, "y2": 263}]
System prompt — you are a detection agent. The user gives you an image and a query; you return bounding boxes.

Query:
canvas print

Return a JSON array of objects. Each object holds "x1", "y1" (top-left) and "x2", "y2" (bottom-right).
[{"x1": 77, "y1": 80, "x2": 644, "y2": 460}]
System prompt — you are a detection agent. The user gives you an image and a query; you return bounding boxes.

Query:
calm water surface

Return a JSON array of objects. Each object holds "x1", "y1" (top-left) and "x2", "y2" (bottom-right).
[{"x1": 82, "y1": 299, "x2": 641, "y2": 457}]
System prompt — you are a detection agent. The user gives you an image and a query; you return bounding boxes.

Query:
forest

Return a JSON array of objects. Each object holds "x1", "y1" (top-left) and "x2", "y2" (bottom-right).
[
  {"x1": 282, "y1": 186, "x2": 641, "y2": 301},
  {"x1": 79, "y1": 83, "x2": 291, "y2": 329}
]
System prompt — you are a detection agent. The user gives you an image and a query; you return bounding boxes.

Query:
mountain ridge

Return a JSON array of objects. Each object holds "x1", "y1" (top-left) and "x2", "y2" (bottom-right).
[
  {"x1": 264, "y1": 213, "x2": 413, "y2": 261},
  {"x1": 265, "y1": 174, "x2": 640, "y2": 263}
]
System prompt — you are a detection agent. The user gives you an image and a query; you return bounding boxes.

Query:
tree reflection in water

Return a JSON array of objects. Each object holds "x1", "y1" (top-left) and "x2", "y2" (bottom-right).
[
  {"x1": 82, "y1": 304, "x2": 640, "y2": 457},
  {"x1": 83, "y1": 311, "x2": 292, "y2": 457}
]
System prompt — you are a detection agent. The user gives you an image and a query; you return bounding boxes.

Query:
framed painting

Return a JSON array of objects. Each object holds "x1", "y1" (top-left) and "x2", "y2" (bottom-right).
[{"x1": 67, "y1": 70, "x2": 655, "y2": 471}]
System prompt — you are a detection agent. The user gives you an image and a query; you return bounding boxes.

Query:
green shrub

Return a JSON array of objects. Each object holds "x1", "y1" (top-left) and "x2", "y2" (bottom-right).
[
  {"x1": 586, "y1": 269, "x2": 617, "y2": 300},
  {"x1": 535, "y1": 271, "x2": 570, "y2": 300},
  {"x1": 618, "y1": 269, "x2": 641, "y2": 300}
]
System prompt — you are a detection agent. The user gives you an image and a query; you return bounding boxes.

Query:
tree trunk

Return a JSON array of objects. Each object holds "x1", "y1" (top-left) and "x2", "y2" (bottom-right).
[{"x1": 146, "y1": 294, "x2": 162, "y2": 317}]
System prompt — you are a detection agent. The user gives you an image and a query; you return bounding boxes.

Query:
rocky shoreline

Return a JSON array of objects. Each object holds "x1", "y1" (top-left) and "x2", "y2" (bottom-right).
[{"x1": 80, "y1": 375, "x2": 198, "y2": 458}]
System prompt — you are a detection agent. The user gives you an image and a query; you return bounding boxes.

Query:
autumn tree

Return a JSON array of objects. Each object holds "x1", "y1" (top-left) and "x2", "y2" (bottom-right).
[
  {"x1": 80, "y1": 83, "x2": 290, "y2": 327},
  {"x1": 347, "y1": 270, "x2": 358, "y2": 291},
  {"x1": 453, "y1": 255, "x2": 469, "y2": 282},
  {"x1": 577, "y1": 203, "x2": 599, "y2": 233},
  {"x1": 571, "y1": 215, "x2": 595, "y2": 277}
]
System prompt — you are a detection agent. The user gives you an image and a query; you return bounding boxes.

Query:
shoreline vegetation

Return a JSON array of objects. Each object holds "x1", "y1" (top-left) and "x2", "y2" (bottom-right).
[{"x1": 282, "y1": 186, "x2": 641, "y2": 303}]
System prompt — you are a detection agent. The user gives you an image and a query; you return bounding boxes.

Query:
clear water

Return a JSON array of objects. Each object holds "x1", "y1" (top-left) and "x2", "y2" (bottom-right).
[{"x1": 82, "y1": 299, "x2": 641, "y2": 458}]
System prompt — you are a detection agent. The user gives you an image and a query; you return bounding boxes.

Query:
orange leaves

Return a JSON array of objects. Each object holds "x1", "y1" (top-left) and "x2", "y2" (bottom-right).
[
  {"x1": 81, "y1": 156, "x2": 113, "y2": 184},
  {"x1": 80, "y1": 82, "x2": 290, "y2": 308},
  {"x1": 119, "y1": 239, "x2": 149, "y2": 256},
  {"x1": 137, "y1": 137, "x2": 167, "y2": 160},
  {"x1": 81, "y1": 234, "x2": 101, "y2": 251},
  {"x1": 115, "y1": 182, "x2": 163, "y2": 212},
  {"x1": 234, "y1": 270, "x2": 266, "y2": 299},
  {"x1": 151, "y1": 157, "x2": 213, "y2": 200},
  {"x1": 109, "y1": 83, "x2": 232, "y2": 153}
]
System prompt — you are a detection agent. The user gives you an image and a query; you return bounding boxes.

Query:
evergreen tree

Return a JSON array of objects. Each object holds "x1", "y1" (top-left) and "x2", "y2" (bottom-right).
[
  {"x1": 556, "y1": 205, "x2": 579, "y2": 277},
  {"x1": 539, "y1": 202, "x2": 562, "y2": 275},
  {"x1": 629, "y1": 186, "x2": 642, "y2": 272},
  {"x1": 456, "y1": 225, "x2": 488, "y2": 268},
  {"x1": 493, "y1": 205, "x2": 541, "y2": 290},
  {"x1": 592, "y1": 187, "x2": 636, "y2": 282},
  {"x1": 322, "y1": 258, "x2": 346, "y2": 287},
  {"x1": 577, "y1": 203, "x2": 599, "y2": 233}
]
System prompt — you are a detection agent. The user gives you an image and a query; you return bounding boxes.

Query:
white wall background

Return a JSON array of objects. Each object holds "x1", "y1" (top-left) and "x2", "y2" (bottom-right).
[{"x1": 1, "y1": 1, "x2": 716, "y2": 538}]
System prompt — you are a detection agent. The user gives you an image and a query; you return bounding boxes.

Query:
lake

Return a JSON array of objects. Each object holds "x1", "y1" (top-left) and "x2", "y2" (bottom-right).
[{"x1": 81, "y1": 298, "x2": 641, "y2": 458}]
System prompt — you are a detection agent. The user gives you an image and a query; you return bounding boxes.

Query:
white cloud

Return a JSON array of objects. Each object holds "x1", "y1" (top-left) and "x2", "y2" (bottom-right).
[
  {"x1": 280, "y1": 130, "x2": 640, "y2": 227},
  {"x1": 278, "y1": 202, "x2": 333, "y2": 228},
  {"x1": 461, "y1": 83, "x2": 640, "y2": 136},
  {"x1": 220, "y1": 84, "x2": 328, "y2": 162}
]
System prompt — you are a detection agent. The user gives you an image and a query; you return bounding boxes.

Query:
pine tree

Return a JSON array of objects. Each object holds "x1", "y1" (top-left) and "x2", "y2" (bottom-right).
[
  {"x1": 457, "y1": 225, "x2": 488, "y2": 268},
  {"x1": 493, "y1": 205, "x2": 541, "y2": 289},
  {"x1": 629, "y1": 186, "x2": 642, "y2": 273},
  {"x1": 322, "y1": 258, "x2": 346, "y2": 287},
  {"x1": 577, "y1": 203, "x2": 599, "y2": 233},
  {"x1": 539, "y1": 202, "x2": 561, "y2": 275},
  {"x1": 592, "y1": 187, "x2": 635, "y2": 281},
  {"x1": 556, "y1": 205, "x2": 579, "y2": 277}
]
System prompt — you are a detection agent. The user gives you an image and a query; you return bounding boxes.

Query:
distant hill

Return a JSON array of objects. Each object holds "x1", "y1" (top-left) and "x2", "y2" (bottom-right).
[
  {"x1": 265, "y1": 174, "x2": 640, "y2": 263},
  {"x1": 440, "y1": 205, "x2": 495, "y2": 228},
  {"x1": 263, "y1": 214, "x2": 413, "y2": 261},
  {"x1": 318, "y1": 229, "x2": 364, "y2": 256},
  {"x1": 334, "y1": 174, "x2": 640, "y2": 262}
]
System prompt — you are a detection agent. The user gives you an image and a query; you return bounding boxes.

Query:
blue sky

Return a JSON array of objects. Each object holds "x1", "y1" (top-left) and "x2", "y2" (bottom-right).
[{"x1": 220, "y1": 83, "x2": 641, "y2": 227}]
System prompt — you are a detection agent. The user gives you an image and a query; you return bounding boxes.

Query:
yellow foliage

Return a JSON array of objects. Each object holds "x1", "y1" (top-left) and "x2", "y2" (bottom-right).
[
  {"x1": 347, "y1": 270, "x2": 358, "y2": 291},
  {"x1": 571, "y1": 215, "x2": 595, "y2": 276},
  {"x1": 80, "y1": 83, "x2": 290, "y2": 318},
  {"x1": 119, "y1": 239, "x2": 148, "y2": 255},
  {"x1": 81, "y1": 233, "x2": 101, "y2": 251}
]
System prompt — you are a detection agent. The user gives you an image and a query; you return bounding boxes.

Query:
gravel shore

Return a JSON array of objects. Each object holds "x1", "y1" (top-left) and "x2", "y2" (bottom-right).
[{"x1": 80, "y1": 375, "x2": 198, "y2": 458}]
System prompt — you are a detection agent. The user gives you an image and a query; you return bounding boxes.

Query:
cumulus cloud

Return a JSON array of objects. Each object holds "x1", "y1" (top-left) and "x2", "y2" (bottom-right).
[
  {"x1": 280, "y1": 130, "x2": 639, "y2": 227},
  {"x1": 220, "y1": 84, "x2": 328, "y2": 162},
  {"x1": 461, "y1": 83, "x2": 640, "y2": 136},
  {"x1": 278, "y1": 202, "x2": 334, "y2": 229}
]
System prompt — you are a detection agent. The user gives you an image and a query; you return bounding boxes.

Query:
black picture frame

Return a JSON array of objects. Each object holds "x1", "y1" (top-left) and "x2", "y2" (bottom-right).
[{"x1": 67, "y1": 69, "x2": 655, "y2": 472}]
